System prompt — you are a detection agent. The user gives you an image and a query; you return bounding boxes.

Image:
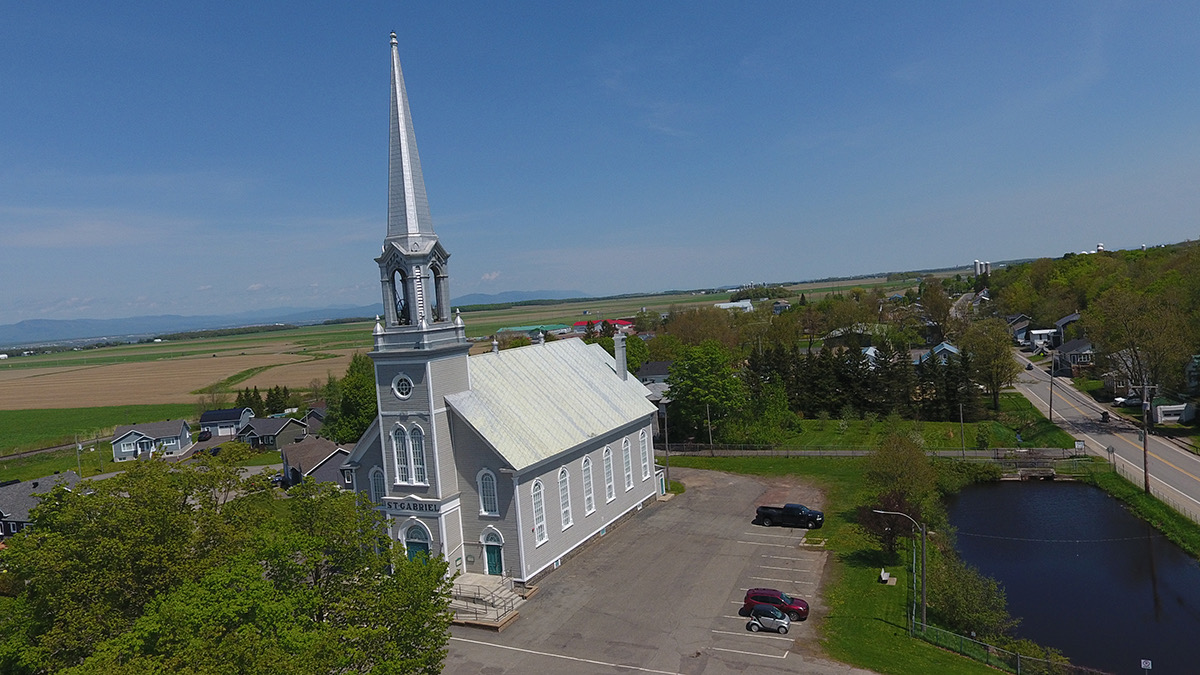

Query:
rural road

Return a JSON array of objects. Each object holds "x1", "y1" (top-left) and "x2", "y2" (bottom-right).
[{"x1": 1011, "y1": 350, "x2": 1200, "y2": 521}]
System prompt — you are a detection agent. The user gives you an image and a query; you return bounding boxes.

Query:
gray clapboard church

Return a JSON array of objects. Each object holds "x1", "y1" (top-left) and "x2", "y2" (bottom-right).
[{"x1": 340, "y1": 34, "x2": 658, "y2": 587}]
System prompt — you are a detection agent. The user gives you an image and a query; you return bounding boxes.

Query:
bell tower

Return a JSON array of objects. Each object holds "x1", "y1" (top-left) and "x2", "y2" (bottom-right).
[{"x1": 364, "y1": 33, "x2": 470, "y2": 570}]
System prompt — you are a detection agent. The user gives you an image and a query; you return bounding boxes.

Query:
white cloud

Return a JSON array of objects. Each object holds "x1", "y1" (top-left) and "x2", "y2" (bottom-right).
[
  {"x1": 481, "y1": 271, "x2": 501, "y2": 282},
  {"x1": 247, "y1": 283, "x2": 267, "y2": 291}
]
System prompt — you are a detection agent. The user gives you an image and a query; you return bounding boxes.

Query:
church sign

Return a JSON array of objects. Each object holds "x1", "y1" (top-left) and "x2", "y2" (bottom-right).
[{"x1": 387, "y1": 499, "x2": 440, "y2": 514}]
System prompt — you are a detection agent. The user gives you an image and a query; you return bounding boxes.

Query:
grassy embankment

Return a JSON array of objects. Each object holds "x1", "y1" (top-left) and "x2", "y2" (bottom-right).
[{"x1": 668, "y1": 455, "x2": 999, "y2": 675}]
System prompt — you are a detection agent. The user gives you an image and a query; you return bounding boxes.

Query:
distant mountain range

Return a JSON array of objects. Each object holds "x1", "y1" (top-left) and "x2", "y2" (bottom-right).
[{"x1": 0, "y1": 290, "x2": 589, "y2": 348}]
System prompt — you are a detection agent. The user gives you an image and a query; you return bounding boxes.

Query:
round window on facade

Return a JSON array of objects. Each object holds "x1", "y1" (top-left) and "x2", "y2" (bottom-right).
[{"x1": 391, "y1": 373, "x2": 414, "y2": 400}]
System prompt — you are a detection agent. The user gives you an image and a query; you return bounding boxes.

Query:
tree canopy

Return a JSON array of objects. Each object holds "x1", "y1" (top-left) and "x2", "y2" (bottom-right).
[
  {"x1": 0, "y1": 458, "x2": 453, "y2": 675},
  {"x1": 321, "y1": 352, "x2": 378, "y2": 444}
]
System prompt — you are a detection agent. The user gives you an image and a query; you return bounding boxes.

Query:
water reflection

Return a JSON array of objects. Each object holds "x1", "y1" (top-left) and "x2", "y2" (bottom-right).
[{"x1": 947, "y1": 481, "x2": 1200, "y2": 674}]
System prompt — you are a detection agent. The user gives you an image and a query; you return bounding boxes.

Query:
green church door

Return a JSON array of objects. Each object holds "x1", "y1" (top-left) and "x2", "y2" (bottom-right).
[
  {"x1": 485, "y1": 545, "x2": 502, "y2": 575},
  {"x1": 405, "y1": 525, "x2": 430, "y2": 561}
]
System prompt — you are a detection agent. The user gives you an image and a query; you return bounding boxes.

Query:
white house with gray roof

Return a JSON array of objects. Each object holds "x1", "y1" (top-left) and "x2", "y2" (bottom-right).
[
  {"x1": 111, "y1": 420, "x2": 192, "y2": 462},
  {"x1": 340, "y1": 35, "x2": 658, "y2": 587}
]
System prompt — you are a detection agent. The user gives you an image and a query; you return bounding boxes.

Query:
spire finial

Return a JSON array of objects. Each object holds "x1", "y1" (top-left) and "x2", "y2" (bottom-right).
[{"x1": 390, "y1": 32, "x2": 397, "y2": 47}]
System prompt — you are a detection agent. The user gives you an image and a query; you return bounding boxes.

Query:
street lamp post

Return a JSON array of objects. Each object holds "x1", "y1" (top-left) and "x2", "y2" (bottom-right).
[{"x1": 874, "y1": 508, "x2": 926, "y2": 630}]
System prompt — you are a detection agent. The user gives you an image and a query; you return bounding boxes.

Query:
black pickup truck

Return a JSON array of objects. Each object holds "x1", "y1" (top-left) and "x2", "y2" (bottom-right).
[{"x1": 756, "y1": 503, "x2": 824, "y2": 529}]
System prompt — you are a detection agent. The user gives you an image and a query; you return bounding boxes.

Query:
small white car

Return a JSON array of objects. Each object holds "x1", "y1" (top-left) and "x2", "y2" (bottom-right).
[{"x1": 746, "y1": 604, "x2": 791, "y2": 634}]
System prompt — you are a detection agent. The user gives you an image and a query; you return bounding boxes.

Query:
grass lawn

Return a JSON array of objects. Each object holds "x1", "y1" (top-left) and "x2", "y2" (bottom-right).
[
  {"x1": 0, "y1": 445, "x2": 119, "y2": 482},
  {"x1": 237, "y1": 450, "x2": 283, "y2": 467},
  {"x1": 668, "y1": 455, "x2": 999, "y2": 675},
  {"x1": 994, "y1": 393, "x2": 1076, "y2": 448},
  {"x1": 0, "y1": 404, "x2": 197, "y2": 457}
]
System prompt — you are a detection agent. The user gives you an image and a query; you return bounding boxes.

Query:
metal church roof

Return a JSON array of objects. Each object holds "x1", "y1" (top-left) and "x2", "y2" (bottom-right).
[{"x1": 445, "y1": 339, "x2": 656, "y2": 472}]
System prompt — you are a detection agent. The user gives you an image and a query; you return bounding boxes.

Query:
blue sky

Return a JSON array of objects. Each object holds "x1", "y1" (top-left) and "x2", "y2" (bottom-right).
[{"x1": 3, "y1": 3, "x2": 1199, "y2": 322}]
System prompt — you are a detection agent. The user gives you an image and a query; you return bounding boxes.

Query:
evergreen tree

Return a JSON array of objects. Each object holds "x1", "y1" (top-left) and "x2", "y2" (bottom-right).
[{"x1": 321, "y1": 353, "x2": 378, "y2": 445}]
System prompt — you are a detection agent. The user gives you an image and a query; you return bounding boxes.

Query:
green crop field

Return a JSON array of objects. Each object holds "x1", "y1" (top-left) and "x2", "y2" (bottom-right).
[{"x1": 0, "y1": 404, "x2": 196, "y2": 457}]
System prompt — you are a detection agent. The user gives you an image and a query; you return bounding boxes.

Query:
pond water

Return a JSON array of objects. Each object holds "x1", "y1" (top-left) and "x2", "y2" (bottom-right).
[{"x1": 947, "y1": 480, "x2": 1200, "y2": 675}]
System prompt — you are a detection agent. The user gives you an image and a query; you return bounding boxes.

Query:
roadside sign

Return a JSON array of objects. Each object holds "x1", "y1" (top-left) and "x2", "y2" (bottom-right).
[
  {"x1": 1142, "y1": 658, "x2": 1152, "y2": 669},
  {"x1": 1074, "y1": 440, "x2": 1085, "y2": 451}
]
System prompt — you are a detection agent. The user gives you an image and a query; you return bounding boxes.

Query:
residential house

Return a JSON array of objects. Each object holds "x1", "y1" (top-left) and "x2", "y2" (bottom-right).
[
  {"x1": 199, "y1": 407, "x2": 255, "y2": 437},
  {"x1": 236, "y1": 417, "x2": 307, "y2": 451},
  {"x1": 772, "y1": 300, "x2": 791, "y2": 315},
  {"x1": 304, "y1": 405, "x2": 327, "y2": 435},
  {"x1": 0, "y1": 471, "x2": 81, "y2": 538},
  {"x1": 1185, "y1": 356, "x2": 1200, "y2": 395},
  {"x1": 1053, "y1": 339, "x2": 1094, "y2": 376},
  {"x1": 111, "y1": 420, "x2": 192, "y2": 462},
  {"x1": 913, "y1": 342, "x2": 960, "y2": 366},
  {"x1": 281, "y1": 436, "x2": 350, "y2": 488},
  {"x1": 636, "y1": 361, "x2": 671, "y2": 385},
  {"x1": 1027, "y1": 329, "x2": 1056, "y2": 350},
  {"x1": 571, "y1": 319, "x2": 633, "y2": 335}
]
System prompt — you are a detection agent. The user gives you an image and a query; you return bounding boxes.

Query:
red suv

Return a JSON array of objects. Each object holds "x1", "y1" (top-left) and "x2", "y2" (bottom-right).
[{"x1": 743, "y1": 588, "x2": 809, "y2": 621}]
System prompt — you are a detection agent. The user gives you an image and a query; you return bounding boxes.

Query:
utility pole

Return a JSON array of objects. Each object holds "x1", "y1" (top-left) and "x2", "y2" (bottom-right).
[
  {"x1": 663, "y1": 403, "x2": 671, "y2": 485},
  {"x1": 1142, "y1": 384, "x2": 1157, "y2": 494},
  {"x1": 75, "y1": 434, "x2": 82, "y2": 476},
  {"x1": 959, "y1": 403, "x2": 965, "y2": 459},
  {"x1": 1048, "y1": 351, "x2": 1054, "y2": 422},
  {"x1": 706, "y1": 403, "x2": 713, "y2": 446}
]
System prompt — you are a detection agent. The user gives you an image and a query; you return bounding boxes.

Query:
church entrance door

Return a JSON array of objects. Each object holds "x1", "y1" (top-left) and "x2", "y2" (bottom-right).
[{"x1": 485, "y1": 545, "x2": 502, "y2": 575}]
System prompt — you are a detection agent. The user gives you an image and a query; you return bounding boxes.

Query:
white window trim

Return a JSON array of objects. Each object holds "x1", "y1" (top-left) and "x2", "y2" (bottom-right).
[
  {"x1": 410, "y1": 425, "x2": 428, "y2": 484},
  {"x1": 558, "y1": 467, "x2": 573, "y2": 530},
  {"x1": 582, "y1": 456, "x2": 596, "y2": 515},
  {"x1": 369, "y1": 467, "x2": 386, "y2": 503},
  {"x1": 477, "y1": 468, "x2": 499, "y2": 516},
  {"x1": 603, "y1": 447, "x2": 615, "y2": 503},
  {"x1": 532, "y1": 480, "x2": 548, "y2": 546},
  {"x1": 391, "y1": 423, "x2": 430, "y2": 487},
  {"x1": 640, "y1": 430, "x2": 651, "y2": 480},
  {"x1": 622, "y1": 439, "x2": 634, "y2": 491}
]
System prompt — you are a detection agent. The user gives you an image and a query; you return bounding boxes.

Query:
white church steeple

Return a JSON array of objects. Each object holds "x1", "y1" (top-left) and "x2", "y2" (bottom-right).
[{"x1": 375, "y1": 32, "x2": 457, "y2": 336}]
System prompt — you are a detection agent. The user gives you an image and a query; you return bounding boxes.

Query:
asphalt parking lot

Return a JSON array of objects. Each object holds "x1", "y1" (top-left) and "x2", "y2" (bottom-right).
[{"x1": 445, "y1": 467, "x2": 878, "y2": 675}]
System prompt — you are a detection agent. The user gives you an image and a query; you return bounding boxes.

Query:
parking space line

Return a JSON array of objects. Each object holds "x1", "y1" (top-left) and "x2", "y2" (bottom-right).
[
  {"x1": 761, "y1": 554, "x2": 813, "y2": 562},
  {"x1": 450, "y1": 637, "x2": 683, "y2": 675},
  {"x1": 751, "y1": 576, "x2": 814, "y2": 585},
  {"x1": 737, "y1": 540, "x2": 792, "y2": 547},
  {"x1": 711, "y1": 629, "x2": 794, "y2": 643},
  {"x1": 741, "y1": 531, "x2": 804, "y2": 539},
  {"x1": 759, "y1": 565, "x2": 813, "y2": 572},
  {"x1": 712, "y1": 646, "x2": 791, "y2": 660}
]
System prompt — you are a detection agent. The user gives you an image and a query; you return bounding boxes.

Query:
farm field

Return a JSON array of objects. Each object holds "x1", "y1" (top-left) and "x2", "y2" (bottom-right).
[{"x1": 0, "y1": 278, "x2": 924, "y2": 454}]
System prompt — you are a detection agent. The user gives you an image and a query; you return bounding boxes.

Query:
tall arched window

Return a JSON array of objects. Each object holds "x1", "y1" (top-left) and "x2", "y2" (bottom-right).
[
  {"x1": 581, "y1": 456, "x2": 595, "y2": 515},
  {"x1": 558, "y1": 468, "x2": 573, "y2": 529},
  {"x1": 622, "y1": 438, "x2": 634, "y2": 491},
  {"x1": 532, "y1": 480, "x2": 548, "y2": 545},
  {"x1": 603, "y1": 447, "x2": 615, "y2": 503},
  {"x1": 392, "y1": 427, "x2": 409, "y2": 484},
  {"x1": 640, "y1": 430, "x2": 651, "y2": 480},
  {"x1": 410, "y1": 427, "x2": 427, "y2": 484},
  {"x1": 404, "y1": 524, "x2": 430, "y2": 561},
  {"x1": 478, "y1": 469, "x2": 499, "y2": 516},
  {"x1": 370, "y1": 468, "x2": 386, "y2": 503}
]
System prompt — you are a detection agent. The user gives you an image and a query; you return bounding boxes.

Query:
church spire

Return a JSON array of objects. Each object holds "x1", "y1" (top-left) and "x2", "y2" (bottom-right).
[{"x1": 388, "y1": 31, "x2": 434, "y2": 239}]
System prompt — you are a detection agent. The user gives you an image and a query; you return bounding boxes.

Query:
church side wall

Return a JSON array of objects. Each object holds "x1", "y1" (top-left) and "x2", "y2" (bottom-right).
[{"x1": 514, "y1": 418, "x2": 657, "y2": 583}]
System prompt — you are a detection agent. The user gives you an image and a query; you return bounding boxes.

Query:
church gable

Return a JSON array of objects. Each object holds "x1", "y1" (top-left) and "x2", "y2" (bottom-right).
[{"x1": 444, "y1": 339, "x2": 655, "y2": 471}]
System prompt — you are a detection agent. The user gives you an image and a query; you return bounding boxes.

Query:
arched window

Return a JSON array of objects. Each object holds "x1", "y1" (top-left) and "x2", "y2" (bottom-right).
[
  {"x1": 640, "y1": 430, "x2": 651, "y2": 480},
  {"x1": 478, "y1": 469, "x2": 499, "y2": 516},
  {"x1": 370, "y1": 468, "x2": 386, "y2": 503},
  {"x1": 393, "y1": 269, "x2": 410, "y2": 326},
  {"x1": 404, "y1": 524, "x2": 430, "y2": 561},
  {"x1": 532, "y1": 480, "x2": 548, "y2": 545},
  {"x1": 581, "y1": 456, "x2": 595, "y2": 515},
  {"x1": 603, "y1": 447, "x2": 615, "y2": 503},
  {"x1": 622, "y1": 438, "x2": 634, "y2": 491},
  {"x1": 558, "y1": 468, "x2": 573, "y2": 529},
  {"x1": 410, "y1": 427, "x2": 427, "y2": 484},
  {"x1": 392, "y1": 427, "x2": 409, "y2": 484}
]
